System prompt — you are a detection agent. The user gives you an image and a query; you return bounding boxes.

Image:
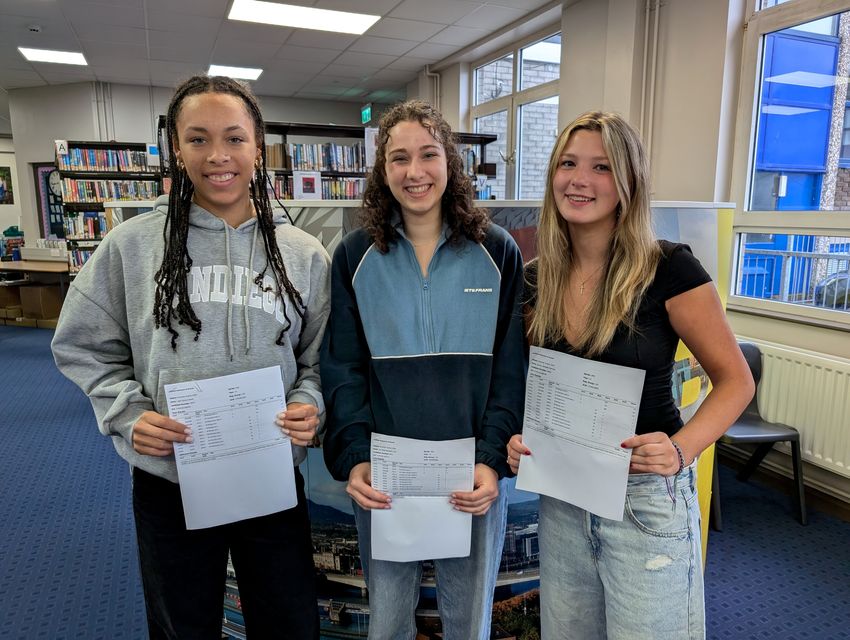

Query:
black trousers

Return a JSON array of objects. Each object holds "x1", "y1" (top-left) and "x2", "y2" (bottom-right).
[{"x1": 132, "y1": 467, "x2": 319, "y2": 639}]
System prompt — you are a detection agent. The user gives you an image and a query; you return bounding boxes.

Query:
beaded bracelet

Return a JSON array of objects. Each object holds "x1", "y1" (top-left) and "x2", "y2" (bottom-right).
[{"x1": 670, "y1": 440, "x2": 686, "y2": 475}]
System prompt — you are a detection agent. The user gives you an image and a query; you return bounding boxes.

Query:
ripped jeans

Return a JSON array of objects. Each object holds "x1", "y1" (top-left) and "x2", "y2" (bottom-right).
[{"x1": 539, "y1": 465, "x2": 705, "y2": 640}]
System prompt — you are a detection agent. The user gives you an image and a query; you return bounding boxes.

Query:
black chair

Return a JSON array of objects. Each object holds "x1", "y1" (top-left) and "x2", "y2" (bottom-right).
[{"x1": 711, "y1": 341, "x2": 807, "y2": 529}]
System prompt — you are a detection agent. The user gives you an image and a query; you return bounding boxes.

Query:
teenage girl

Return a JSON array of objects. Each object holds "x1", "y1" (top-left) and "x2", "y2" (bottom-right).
[
  {"x1": 53, "y1": 75, "x2": 330, "y2": 638},
  {"x1": 508, "y1": 111, "x2": 753, "y2": 639},
  {"x1": 321, "y1": 99, "x2": 526, "y2": 640}
]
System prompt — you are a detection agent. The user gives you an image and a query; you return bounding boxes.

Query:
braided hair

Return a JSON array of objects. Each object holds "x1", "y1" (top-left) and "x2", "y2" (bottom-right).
[{"x1": 154, "y1": 75, "x2": 305, "y2": 349}]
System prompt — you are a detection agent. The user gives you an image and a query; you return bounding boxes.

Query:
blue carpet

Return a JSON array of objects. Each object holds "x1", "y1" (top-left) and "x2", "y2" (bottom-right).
[
  {"x1": 0, "y1": 326, "x2": 147, "y2": 640},
  {"x1": 1, "y1": 324, "x2": 849, "y2": 639},
  {"x1": 705, "y1": 466, "x2": 850, "y2": 640}
]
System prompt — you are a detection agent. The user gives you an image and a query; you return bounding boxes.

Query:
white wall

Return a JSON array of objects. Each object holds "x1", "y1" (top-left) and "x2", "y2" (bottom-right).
[
  {"x1": 0, "y1": 138, "x2": 23, "y2": 232},
  {"x1": 8, "y1": 83, "x2": 98, "y2": 241}
]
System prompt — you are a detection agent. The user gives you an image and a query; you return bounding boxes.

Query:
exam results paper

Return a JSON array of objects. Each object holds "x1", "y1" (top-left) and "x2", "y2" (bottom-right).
[
  {"x1": 370, "y1": 433, "x2": 475, "y2": 562},
  {"x1": 165, "y1": 366, "x2": 297, "y2": 530},
  {"x1": 516, "y1": 346, "x2": 645, "y2": 520}
]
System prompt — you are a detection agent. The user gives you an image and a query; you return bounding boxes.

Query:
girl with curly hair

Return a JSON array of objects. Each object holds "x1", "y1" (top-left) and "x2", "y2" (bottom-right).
[{"x1": 321, "y1": 100, "x2": 527, "y2": 639}]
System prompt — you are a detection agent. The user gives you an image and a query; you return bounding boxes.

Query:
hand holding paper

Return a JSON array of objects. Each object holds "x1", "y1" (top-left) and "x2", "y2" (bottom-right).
[{"x1": 370, "y1": 433, "x2": 475, "y2": 561}]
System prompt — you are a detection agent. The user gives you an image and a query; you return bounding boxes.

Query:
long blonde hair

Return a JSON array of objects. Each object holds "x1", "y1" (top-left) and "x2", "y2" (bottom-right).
[{"x1": 527, "y1": 111, "x2": 660, "y2": 356}]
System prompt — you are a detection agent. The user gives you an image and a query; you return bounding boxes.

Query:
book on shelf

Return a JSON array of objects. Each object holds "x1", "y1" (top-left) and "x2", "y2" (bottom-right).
[
  {"x1": 272, "y1": 175, "x2": 365, "y2": 201},
  {"x1": 264, "y1": 141, "x2": 366, "y2": 172},
  {"x1": 56, "y1": 147, "x2": 153, "y2": 172},
  {"x1": 63, "y1": 210, "x2": 110, "y2": 240},
  {"x1": 60, "y1": 178, "x2": 159, "y2": 203}
]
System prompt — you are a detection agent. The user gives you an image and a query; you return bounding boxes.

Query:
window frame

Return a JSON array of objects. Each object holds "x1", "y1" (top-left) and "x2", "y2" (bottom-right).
[
  {"x1": 469, "y1": 24, "x2": 561, "y2": 200},
  {"x1": 729, "y1": 0, "x2": 850, "y2": 329}
]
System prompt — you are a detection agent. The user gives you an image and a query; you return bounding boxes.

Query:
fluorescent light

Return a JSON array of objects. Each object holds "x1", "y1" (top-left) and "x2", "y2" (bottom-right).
[
  {"x1": 18, "y1": 47, "x2": 87, "y2": 65},
  {"x1": 208, "y1": 64, "x2": 264, "y2": 80},
  {"x1": 228, "y1": 0, "x2": 380, "y2": 35}
]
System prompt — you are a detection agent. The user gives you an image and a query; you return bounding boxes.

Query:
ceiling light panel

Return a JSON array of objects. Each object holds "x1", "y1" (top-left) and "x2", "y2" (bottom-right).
[
  {"x1": 228, "y1": 0, "x2": 380, "y2": 35},
  {"x1": 18, "y1": 47, "x2": 88, "y2": 65},
  {"x1": 208, "y1": 64, "x2": 264, "y2": 80}
]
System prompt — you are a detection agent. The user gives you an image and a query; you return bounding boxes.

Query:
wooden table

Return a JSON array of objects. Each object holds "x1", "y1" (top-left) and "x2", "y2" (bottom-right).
[{"x1": 0, "y1": 260, "x2": 71, "y2": 295}]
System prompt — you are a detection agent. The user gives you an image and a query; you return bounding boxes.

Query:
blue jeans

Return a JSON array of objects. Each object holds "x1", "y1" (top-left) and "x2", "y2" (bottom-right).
[
  {"x1": 539, "y1": 466, "x2": 705, "y2": 640},
  {"x1": 354, "y1": 478, "x2": 508, "y2": 640}
]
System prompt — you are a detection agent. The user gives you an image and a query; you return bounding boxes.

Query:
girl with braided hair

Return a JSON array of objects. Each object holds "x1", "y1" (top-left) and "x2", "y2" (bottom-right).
[{"x1": 52, "y1": 75, "x2": 330, "y2": 638}]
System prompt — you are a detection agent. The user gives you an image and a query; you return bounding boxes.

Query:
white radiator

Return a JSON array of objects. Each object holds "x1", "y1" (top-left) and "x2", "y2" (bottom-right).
[{"x1": 745, "y1": 339, "x2": 850, "y2": 478}]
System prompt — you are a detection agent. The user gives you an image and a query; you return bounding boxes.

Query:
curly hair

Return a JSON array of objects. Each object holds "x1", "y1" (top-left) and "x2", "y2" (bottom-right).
[
  {"x1": 359, "y1": 99, "x2": 489, "y2": 252},
  {"x1": 154, "y1": 75, "x2": 305, "y2": 349}
]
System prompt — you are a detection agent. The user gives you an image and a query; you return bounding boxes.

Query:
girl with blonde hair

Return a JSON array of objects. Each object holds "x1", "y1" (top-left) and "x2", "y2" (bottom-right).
[{"x1": 508, "y1": 111, "x2": 753, "y2": 639}]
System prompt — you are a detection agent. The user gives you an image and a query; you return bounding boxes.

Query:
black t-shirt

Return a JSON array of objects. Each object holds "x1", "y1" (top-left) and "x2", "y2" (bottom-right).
[{"x1": 524, "y1": 240, "x2": 712, "y2": 436}]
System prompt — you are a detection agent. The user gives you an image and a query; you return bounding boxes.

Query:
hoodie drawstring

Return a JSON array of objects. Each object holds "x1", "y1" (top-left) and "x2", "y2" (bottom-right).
[
  {"x1": 245, "y1": 221, "x2": 259, "y2": 355},
  {"x1": 224, "y1": 224, "x2": 235, "y2": 361}
]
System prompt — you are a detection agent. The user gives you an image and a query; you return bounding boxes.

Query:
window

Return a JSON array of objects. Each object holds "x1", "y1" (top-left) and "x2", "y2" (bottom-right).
[
  {"x1": 471, "y1": 28, "x2": 561, "y2": 199},
  {"x1": 730, "y1": 0, "x2": 850, "y2": 327}
]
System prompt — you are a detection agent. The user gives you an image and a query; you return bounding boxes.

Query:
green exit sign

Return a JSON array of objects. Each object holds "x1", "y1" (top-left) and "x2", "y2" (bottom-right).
[{"x1": 361, "y1": 103, "x2": 372, "y2": 125}]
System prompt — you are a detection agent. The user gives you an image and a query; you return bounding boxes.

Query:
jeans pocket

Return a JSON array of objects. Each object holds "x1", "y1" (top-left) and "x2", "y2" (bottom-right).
[{"x1": 625, "y1": 487, "x2": 689, "y2": 538}]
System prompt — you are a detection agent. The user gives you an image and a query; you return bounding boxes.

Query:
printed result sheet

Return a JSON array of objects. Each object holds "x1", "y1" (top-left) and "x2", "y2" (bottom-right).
[
  {"x1": 165, "y1": 366, "x2": 296, "y2": 529},
  {"x1": 370, "y1": 434, "x2": 475, "y2": 562},
  {"x1": 516, "y1": 346, "x2": 645, "y2": 520}
]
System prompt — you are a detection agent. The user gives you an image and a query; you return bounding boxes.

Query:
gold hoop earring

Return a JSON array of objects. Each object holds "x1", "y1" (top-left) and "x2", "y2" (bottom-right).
[
  {"x1": 254, "y1": 158, "x2": 261, "y2": 170},
  {"x1": 176, "y1": 159, "x2": 185, "y2": 171}
]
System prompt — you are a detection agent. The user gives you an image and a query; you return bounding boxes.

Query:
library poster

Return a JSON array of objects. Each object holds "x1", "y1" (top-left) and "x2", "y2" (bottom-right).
[
  {"x1": 0, "y1": 166, "x2": 13, "y2": 205},
  {"x1": 33, "y1": 162, "x2": 65, "y2": 238}
]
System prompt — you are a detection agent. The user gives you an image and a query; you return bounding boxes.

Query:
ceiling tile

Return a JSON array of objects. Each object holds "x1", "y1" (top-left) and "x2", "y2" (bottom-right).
[
  {"x1": 217, "y1": 20, "x2": 293, "y2": 45},
  {"x1": 0, "y1": 68, "x2": 45, "y2": 89},
  {"x1": 266, "y1": 59, "x2": 329, "y2": 75},
  {"x1": 365, "y1": 17, "x2": 442, "y2": 41},
  {"x1": 388, "y1": 0, "x2": 481, "y2": 25},
  {"x1": 333, "y1": 51, "x2": 396, "y2": 69},
  {"x1": 428, "y1": 25, "x2": 489, "y2": 47},
  {"x1": 404, "y1": 41, "x2": 457, "y2": 62},
  {"x1": 145, "y1": 12, "x2": 221, "y2": 35},
  {"x1": 455, "y1": 4, "x2": 526, "y2": 29},
  {"x1": 313, "y1": 0, "x2": 401, "y2": 15},
  {"x1": 71, "y1": 24, "x2": 147, "y2": 45},
  {"x1": 151, "y1": 42, "x2": 214, "y2": 65},
  {"x1": 348, "y1": 36, "x2": 417, "y2": 57},
  {"x1": 80, "y1": 40, "x2": 148, "y2": 61},
  {"x1": 386, "y1": 56, "x2": 431, "y2": 72},
  {"x1": 0, "y1": 0, "x2": 68, "y2": 20},
  {"x1": 298, "y1": 83, "x2": 351, "y2": 96},
  {"x1": 273, "y1": 45, "x2": 342, "y2": 65},
  {"x1": 284, "y1": 30, "x2": 358, "y2": 51},
  {"x1": 143, "y1": 0, "x2": 230, "y2": 18},
  {"x1": 483, "y1": 0, "x2": 551, "y2": 9},
  {"x1": 319, "y1": 64, "x2": 378, "y2": 81},
  {"x1": 0, "y1": 15, "x2": 73, "y2": 35},
  {"x1": 212, "y1": 39, "x2": 282, "y2": 64},
  {"x1": 89, "y1": 58, "x2": 150, "y2": 76},
  {"x1": 369, "y1": 67, "x2": 416, "y2": 83},
  {"x1": 66, "y1": 3, "x2": 146, "y2": 28}
]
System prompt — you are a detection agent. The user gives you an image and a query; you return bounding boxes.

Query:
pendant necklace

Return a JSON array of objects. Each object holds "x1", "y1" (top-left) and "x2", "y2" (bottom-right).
[{"x1": 575, "y1": 262, "x2": 605, "y2": 295}]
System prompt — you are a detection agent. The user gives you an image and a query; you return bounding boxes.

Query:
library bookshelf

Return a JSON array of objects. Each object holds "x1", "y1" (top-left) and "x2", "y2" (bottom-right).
[
  {"x1": 155, "y1": 116, "x2": 495, "y2": 202},
  {"x1": 54, "y1": 141, "x2": 161, "y2": 272}
]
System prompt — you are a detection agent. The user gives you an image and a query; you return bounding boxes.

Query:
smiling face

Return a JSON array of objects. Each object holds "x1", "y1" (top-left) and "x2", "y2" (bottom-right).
[
  {"x1": 173, "y1": 92, "x2": 260, "y2": 223},
  {"x1": 383, "y1": 119, "x2": 448, "y2": 224},
  {"x1": 552, "y1": 128, "x2": 620, "y2": 233}
]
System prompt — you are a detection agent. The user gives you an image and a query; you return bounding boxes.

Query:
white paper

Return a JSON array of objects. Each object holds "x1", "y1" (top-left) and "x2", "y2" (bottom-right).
[
  {"x1": 165, "y1": 366, "x2": 296, "y2": 530},
  {"x1": 516, "y1": 346, "x2": 645, "y2": 520},
  {"x1": 370, "y1": 434, "x2": 474, "y2": 561},
  {"x1": 293, "y1": 170, "x2": 322, "y2": 200},
  {"x1": 364, "y1": 127, "x2": 378, "y2": 168}
]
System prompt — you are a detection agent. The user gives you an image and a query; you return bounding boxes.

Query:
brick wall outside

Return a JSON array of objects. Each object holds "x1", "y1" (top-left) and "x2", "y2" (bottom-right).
[{"x1": 473, "y1": 58, "x2": 560, "y2": 199}]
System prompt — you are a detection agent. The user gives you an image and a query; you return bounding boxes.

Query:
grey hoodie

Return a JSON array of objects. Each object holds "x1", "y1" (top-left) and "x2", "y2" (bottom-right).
[{"x1": 52, "y1": 195, "x2": 331, "y2": 483}]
